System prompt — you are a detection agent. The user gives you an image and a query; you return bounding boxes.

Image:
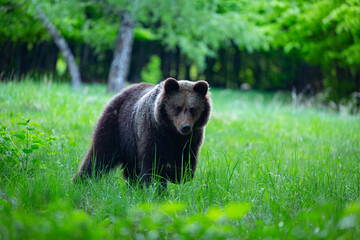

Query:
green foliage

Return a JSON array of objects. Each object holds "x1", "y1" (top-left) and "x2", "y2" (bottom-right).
[
  {"x1": 0, "y1": 0, "x2": 45, "y2": 42},
  {"x1": 28, "y1": 0, "x2": 268, "y2": 70},
  {"x1": 134, "y1": 27, "x2": 157, "y2": 41},
  {"x1": 0, "y1": 117, "x2": 55, "y2": 177},
  {"x1": 204, "y1": 0, "x2": 360, "y2": 99},
  {"x1": 56, "y1": 55, "x2": 67, "y2": 76},
  {"x1": 109, "y1": 201, "x2": 251, "y2": 239},
  {"x1": 1, "y1": 195, "x2": 360, "y2": 239},
  {"x1": 140, "y1": 55, "x2": 162, "y2": 84},
  {"x1": 146, "y1": 0, "x2": 267, "y2": 70},
  {"x1": 267, "y1": 0, "x2": 360, "y2": 99},
  {"x1": 274, "y1": 0, "x2": 360, "y2": 68},
  {"x1": 31, "y1": 0, "x2": 87, "y2": 41},
  {"x1": 0, "y1": 200, "x2": 107, "y2": 240},
  {"x1": 2, "y1": 0, "x2": 359, "y2": 100}
]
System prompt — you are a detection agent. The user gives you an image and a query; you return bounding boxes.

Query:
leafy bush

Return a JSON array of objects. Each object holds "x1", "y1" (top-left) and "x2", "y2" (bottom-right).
[
  {"x1": 0, "y1": 199, "x2": 106, "y2": 240},
  {"x1": 141, "y1": 55, "x2": 162, "y2": 84},
  {"x1": 109, "y1": 201, "x2": 251, "y2": 239},
  {"x1": 0, "y1": 118, "x2": 56, "y2": 177},
  {"x1": 1, "y1": 199, "x2": 360, "y2": 239}
]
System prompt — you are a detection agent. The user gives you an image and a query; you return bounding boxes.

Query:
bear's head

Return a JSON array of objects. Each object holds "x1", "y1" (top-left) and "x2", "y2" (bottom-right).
[{"x1": 155, "y1": 78, "x2": 211, "y2": 135}]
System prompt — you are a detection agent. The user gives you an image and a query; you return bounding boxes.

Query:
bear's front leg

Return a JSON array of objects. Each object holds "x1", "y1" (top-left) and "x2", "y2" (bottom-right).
[{"x1": 136, "y1": 142, "x2": 168, "y2": 189}]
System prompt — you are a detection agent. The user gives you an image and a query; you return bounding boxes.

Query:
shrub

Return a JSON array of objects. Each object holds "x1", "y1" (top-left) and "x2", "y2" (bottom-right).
[
  {"x1": 141, "y1": 55, "x2": 162, "y2": 84},
  {"x1": 0, "y1": 117, "x2": 56, "y2": 178}
]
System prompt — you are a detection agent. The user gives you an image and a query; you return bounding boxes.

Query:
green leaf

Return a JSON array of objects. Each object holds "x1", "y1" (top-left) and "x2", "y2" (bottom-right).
[
  {"x1": 135, "y1": 203, "x2": 154, "y2": 212},
  {"x1": 32, "y1": 158, "x2": 41, "y2": 165},
  {"x1": 22, "y1": 148, "x2": 33, "y2": 154},
  {"x1": 134, "y1": 27, "x2": 157, "y2": 41},
  {"x1": 31, "y1": 144, "x2": 39, "y2": 150},
  {"x1": 33, "y1": 139, "x2": 45, "y2": 144},
  {"x1": 14, "y1": 134, "x2": 25, "y2": 140},
  {"x1": 29, "y1": 122, "x2": 41, "y2": 127},
  {"x1": 224, "y1": 202, "x2": 251, "y2": 220},
  {"x1": 207, "y1": 206, "x2": 223, "y2": 221},
  {"x1": 161, "y1": 202, "x2": 185, "y2": 214},
  {"x1": 32, "y1": 141, "x2": 46, "y2": 148},
  {"x1": 345, "y1": 201, "x2": 360, "y2": 215}
]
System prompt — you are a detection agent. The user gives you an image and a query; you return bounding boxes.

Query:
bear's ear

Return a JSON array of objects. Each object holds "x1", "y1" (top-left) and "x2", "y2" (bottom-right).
[
  {"x1": 193, "y1": 81, "x2": 209, "y2": 96},
  {"x1": 164, "y1": 77, "x2": 179, "y2": 94}
]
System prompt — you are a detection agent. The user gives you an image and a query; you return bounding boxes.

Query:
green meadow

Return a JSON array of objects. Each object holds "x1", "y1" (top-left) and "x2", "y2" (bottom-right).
[{"x1": 1, "y1": 80, "x2": 360, "y2": 239}]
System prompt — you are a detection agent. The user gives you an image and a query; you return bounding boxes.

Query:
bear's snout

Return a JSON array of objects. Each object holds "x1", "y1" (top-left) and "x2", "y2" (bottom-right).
[{"x1": 181, "y1": 124, "x2": 191, "y2": 135}]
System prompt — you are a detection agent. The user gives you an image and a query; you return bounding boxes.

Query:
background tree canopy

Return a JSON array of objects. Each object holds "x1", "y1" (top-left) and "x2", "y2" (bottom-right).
[{"x1": 0, "y1": 0, "x2": 359, "y2": 100}]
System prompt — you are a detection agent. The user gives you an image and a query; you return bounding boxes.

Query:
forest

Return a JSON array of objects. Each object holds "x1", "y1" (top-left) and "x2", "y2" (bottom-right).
[
  {"x1": 1, "y1": 0, "x2": 360, "y2": 239},
  {"x1": 1, "y1": 0, "x2": 359, "y2": 101}
]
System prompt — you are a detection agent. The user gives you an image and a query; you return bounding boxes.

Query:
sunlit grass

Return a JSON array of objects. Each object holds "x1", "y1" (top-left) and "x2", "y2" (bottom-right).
[{"x1": 1, "y1": 80, "x2": 360, "y2": 238}]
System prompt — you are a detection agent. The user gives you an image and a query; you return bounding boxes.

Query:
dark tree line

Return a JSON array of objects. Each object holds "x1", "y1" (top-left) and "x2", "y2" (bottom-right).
[{"x1": 0, "y1": 39, "x2": 323, "y2": 92}]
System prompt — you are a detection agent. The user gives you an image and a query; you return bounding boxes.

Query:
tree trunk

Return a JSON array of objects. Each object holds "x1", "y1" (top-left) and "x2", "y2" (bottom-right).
[
  {"x1": 108, "y1": 11, "x2": 135, "y2": 93},
  {"x1": 33, "y1": 3, "x2": 82, "y2": 90}
]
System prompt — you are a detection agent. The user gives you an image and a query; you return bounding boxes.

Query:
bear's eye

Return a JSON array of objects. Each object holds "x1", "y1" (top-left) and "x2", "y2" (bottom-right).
[
  {"x1": 190, "y1": 108, "x2": 196, "y2": 116},
  {"x1": 175, "y1": 107, "x2": 182, "y2": 114}
]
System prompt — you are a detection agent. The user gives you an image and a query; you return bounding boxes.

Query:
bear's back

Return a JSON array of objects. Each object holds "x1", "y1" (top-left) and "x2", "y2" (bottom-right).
[{"x1": 109, "y1": 83, "x2": 155, "y2": 111}]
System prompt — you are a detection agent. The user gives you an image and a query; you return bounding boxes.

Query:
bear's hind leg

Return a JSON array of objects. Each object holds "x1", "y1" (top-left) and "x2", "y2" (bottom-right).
[{"x1": 72, "y1": 147, "x2": 120, "y2": 183}]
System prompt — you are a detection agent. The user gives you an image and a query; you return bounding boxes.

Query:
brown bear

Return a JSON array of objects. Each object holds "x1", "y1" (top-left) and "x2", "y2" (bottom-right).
[{"x1": 72, "y1": 78, "x2": 211, "y2": 187}]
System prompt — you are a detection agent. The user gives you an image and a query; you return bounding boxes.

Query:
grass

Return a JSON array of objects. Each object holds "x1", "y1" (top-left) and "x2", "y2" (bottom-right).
[{"x1": 1, "y1": 79, "x2": 360, "y2": 239}]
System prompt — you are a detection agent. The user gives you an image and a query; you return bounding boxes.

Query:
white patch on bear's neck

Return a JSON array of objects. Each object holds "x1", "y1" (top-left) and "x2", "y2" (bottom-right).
[
  {"x1": 133, "y1": 86, "x2": 159, "y2": 138},
  {"x1": 154, "y1": 91, "x2": 164, "y2": 125}
]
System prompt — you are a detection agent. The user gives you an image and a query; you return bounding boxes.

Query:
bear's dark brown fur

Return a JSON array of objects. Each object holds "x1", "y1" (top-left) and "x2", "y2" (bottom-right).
[{"x1": 73, "y1": 78, "x2": 211, "y2": 187}]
